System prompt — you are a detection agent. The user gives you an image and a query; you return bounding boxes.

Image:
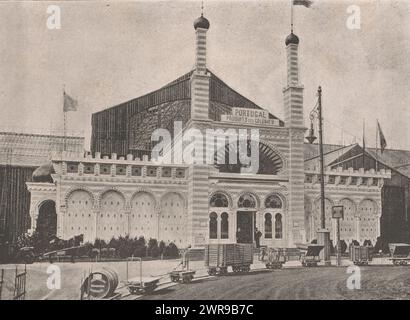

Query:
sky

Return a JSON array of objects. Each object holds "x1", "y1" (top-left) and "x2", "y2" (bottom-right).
[{"x1": 1, "y1": 0, "x2": 409, "y2": 150}]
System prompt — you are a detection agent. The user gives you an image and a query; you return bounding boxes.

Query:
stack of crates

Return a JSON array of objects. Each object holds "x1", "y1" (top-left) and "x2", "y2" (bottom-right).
[
  {"x1": 205, "y1": 244, "x2": 253, "y2": 270},
  {"x1": 350, "y1": 246, "x2": 372, "y2": 265}
]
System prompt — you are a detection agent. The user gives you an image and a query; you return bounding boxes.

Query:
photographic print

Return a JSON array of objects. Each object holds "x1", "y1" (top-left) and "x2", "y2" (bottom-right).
[{"x1": 0, "y1": 0, "x2": 409, "y2": 307}]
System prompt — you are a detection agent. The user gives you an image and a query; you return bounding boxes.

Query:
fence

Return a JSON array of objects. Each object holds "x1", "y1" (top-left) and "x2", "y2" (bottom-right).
[
  {"x1": 0, "y1": 269, "x2": 4, "y2": 300},
  {"x1": 13, "y1": 265, "x2": 27, "y2": 300}
]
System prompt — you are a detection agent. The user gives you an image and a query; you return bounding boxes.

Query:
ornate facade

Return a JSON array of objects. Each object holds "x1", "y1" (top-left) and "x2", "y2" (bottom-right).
[{"x1": 27, "y1": 14, "x2": 393, "y2": 248}]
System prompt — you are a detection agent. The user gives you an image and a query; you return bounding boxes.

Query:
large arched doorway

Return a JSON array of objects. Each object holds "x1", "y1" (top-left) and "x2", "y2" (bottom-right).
[
  {"x1": 37, "y1": 200, "x2": 57, "y2": 241},
  {"x1": 160, "y1": 192, "x2": 186, "y2": 245},
  {"x1": 214, "y1": 141, "x2": 284, "y2": 175}
]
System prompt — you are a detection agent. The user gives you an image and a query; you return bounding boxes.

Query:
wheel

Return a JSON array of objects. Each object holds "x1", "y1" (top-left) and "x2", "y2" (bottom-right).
[
  {"x1": 145, "y1": 285, "x2": 156, "y2": 293},
  {"x1": 393, "y1": 260, "x2": 399, "y2": 266},
  {"x1": 208, "y1": 268, "x2": 217, "y2": 276},
  {"x1": 218, "y1": 267, "x2": 228, "y2": 275},
  {"x1": 184, "y1": 274, "x2": 194, "y2": 283}
]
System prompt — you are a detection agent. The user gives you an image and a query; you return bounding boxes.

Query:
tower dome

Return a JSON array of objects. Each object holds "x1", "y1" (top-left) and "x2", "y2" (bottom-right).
[
  {"x1": 285, "y1": 32, "x2": 299, "y2": 46},
  {"x1": 32, "y1": 162, "x2": 55, "y2": 183},
  {"x1": 194, "y1": 14, "x2": 210, "y2": 30}
]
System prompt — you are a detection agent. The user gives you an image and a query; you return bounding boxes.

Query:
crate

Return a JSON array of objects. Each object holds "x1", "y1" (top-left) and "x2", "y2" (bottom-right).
[
  {"x1": 388, "y1": 243, "x2": 410, "y2": 258},
  {"x1": 205, "y1": 243, "x2": 253, "y2": 268},
  {"x1": 350, "y1": 246, "x2": 372, "y2": 265},
  {"x1": 283, "y1": 248, "x2": 302, "y2": 262}
]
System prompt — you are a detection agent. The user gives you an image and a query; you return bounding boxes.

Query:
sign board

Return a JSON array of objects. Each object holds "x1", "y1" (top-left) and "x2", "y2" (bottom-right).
[
  {"x1": 220, "y1": 107, "x2": 280, "y2": 126},
  {"x1": 332, "y1": 206, "x2": 344, "y2": 219}
]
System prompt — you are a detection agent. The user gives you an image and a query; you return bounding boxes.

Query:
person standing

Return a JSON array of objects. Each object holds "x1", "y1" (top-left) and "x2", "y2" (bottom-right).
[{"x1": 255, "y1": 227, "x2": 262, "y2": 248}]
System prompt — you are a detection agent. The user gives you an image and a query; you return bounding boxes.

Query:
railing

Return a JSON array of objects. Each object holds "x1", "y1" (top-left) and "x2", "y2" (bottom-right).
[
  {"x1": 0, "y1": 269, "x2": 4, "y2": 300},
  {"x1": 13, "y1": 265, "x2": 27, "y2": 300}
]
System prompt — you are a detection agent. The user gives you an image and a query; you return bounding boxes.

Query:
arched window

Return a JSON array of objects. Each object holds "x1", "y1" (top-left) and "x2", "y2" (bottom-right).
[
  {"x1": 221, "y1": 212, "x2": 229, "y2": 239},
  {"x1": 238, "y1": 194, "x2": 256, "y2": 208},
  {"x1": 265, "y1": 195, "x2": 282, "y2": 209},
  {"x1": 275, "y1": 213, "x2": 283, "y2": 239},
  {"x1": 209, "y1": 212, "x2": 218, "y2": 239},
  {"x1": 264, "y1": 213, "x2": 272, "y2": 239},
  {"x1": 210, "y1": 193, "x2": 229, "y2": 207}
]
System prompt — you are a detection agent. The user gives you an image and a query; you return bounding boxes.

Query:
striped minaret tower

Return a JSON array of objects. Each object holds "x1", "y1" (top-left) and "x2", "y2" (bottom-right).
[
  {"x1": 190, "y1": 12, "x2": 211, "y2": 120},
  {"x1": 283, "y1": 31, "x2": 306, "y2": 245}
]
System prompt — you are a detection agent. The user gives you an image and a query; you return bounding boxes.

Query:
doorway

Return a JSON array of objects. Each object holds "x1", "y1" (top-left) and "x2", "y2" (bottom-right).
[
  {"x1": 37, "y1": 200, "x2": 57, "y2": 241},
  {"x1": 236, "y1": 211, "x2": 254, "y2": 244}
]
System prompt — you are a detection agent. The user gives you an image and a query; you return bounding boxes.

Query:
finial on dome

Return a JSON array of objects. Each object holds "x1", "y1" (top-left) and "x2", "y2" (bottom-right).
[
  {"x1": 285, "y1": 32, "x2": 299, "y2": 46},
  {"x1": 194, "y1": 14, "x2": 210, "y2": 30}
]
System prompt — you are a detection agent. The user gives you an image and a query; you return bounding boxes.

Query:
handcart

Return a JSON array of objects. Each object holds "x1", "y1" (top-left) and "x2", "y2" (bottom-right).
[
  {"x1": 264, "y1": 248, "x2": 286, "y2": 269},
  {"x1": 205, "y1": 243, "x2": 253, "y2": 275},
  {"x1": 299, "y1": 244, "x2": 324, "y2": 267},
  {"x1": 350, "y1": 245, "x2": 373, "y2": 266},
  {"x1": 388, "y1": 243, "x2": 410, "y2": 266},
  {"x1": 170, "y1": 249, "x2": 196, "y2": 283},
  {"x1": 125, "y1": 257, "x2": 161, "y2": 294}
]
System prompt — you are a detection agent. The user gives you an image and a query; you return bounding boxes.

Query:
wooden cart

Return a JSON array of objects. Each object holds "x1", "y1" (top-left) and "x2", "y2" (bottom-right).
[
  {"x1": 350, "y1": 245, "x2": 373, "y2": 266},
  {"x1": 299, "y1": 244, "x2": 324, "y2": 267},
  {"x1": 388, "y1": 243, "x2": 410, "y2": 266},
  {"x1": 125, "y1": 257, "x2": 161, "y2": 294},
  {"x1": 205, "y1": 243, "x2": 253, "y2": 275},
  {"x1": 170, "y1": 249, "x2": 196, "y2": 283},
  {"x1": 127, "y1": 277, "x2": 160, "y2": 294},
  {"x1": 264, "y1": 248, "x2": 286, "y2": 269}
]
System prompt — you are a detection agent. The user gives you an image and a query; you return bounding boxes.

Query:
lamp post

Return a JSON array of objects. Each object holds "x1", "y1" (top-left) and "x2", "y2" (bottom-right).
[{"x1": 306, "y1": 86, "x2": 331, "y2": 266}]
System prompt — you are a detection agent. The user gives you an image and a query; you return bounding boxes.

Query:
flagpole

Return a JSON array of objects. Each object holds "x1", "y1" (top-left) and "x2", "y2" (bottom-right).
[
  {"x1": 63, "y1": 84, "x2": 66, "y2": 152},
  {"x1": 291, "y1": 0, "x2": 294, "y2": 33},
  {"x1": 375, "y1": 120, "x2": 379, "y2": 171},
  {"x1": 362, "y1": 119, "x2": 365, "y2": 169}
]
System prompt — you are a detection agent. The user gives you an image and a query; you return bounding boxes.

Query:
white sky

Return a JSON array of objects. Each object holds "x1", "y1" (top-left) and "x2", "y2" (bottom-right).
[{"x1": 1, "y1": 0, "x2": 409, "y2": 150}]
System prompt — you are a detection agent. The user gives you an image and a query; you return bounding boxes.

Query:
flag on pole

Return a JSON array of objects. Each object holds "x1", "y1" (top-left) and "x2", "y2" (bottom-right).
[
  {"x1": 377, "y1": 120, "x2": 387, "y2": 153},
  {"x1": 63, "y1": 92, "x2": 78, "y2": 112},
  {"x1": 293, "y1": 0, "x2": 313, "y2": 7}
]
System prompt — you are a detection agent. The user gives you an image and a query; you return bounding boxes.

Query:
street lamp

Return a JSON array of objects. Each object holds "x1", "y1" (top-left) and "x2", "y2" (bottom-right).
[{"x1": 306, "y1": 86, "x2": 331, "y2": 266}]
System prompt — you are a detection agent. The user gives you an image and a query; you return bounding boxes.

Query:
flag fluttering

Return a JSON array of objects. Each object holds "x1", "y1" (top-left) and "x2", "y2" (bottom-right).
[
  {"x1": 293, "y1": 0, "x2": 313, "y2": 8},
  {"x1": 377, "y1": 120, "x2": 387, "y2": 153},
  {"x1": 63, "y1": 92, "x2": 78, "y2": 112}
]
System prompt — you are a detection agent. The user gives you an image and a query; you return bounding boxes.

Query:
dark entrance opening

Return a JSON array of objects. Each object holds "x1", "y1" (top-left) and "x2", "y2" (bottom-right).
[
  {"x1": 37, "y1": 200, "x2": 57, "y2": 241},
  {"x1": 236, "y1": 211, "x2": 254, "y2": 244}
]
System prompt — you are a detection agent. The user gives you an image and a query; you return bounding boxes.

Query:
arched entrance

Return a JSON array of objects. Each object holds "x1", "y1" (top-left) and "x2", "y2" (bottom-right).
[{"x1": 37, "y1": 200, "x2": 57, "y2": 240}]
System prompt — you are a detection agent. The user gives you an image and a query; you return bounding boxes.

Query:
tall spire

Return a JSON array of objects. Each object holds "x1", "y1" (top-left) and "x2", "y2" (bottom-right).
[
  {"x1": 201, "y1": 0, "x2": 204, "y2": 16},
  {"x1": 190, "y1": 9, "x2": 211, "y2": 121}
]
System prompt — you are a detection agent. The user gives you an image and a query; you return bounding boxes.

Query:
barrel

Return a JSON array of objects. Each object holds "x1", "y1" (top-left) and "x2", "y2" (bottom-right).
[{"x1": 82, "y1": 267, "x2": 119, "y2": 299}]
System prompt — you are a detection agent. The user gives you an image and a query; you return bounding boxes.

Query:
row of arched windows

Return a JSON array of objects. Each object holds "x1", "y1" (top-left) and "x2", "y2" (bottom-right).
[
  {"x1": 264, "y1": 213, "x2": 283, "y2": 239},
  {"x1": 209, "y1": 193, "x2": 283, "y2": 209},
  {"x1": 208, "y1": 212, "x2": 283, "y2": 240},
  {"x1": 208, "y1": 193, "x2": 284, "y2": 241},
  {"x1": 209, "y1": 212, "x2": 229, "y2": 239}
]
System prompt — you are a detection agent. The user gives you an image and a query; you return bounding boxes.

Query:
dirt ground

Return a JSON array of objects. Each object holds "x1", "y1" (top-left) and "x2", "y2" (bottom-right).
[
  {"x1": 2, "y1": 260, "x2": 410, "y2": 300},
  {"x1": 143, "y1": 266, "x2": 410, "y2": 300},
  {"x1": 0, "y1": 259, "x2": 200, "y2": 300}
]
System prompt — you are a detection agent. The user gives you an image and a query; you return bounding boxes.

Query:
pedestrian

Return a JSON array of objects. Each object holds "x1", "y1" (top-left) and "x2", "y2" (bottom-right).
[
  {"x1": 236, "y1": 227, "x2": 242, "y2": 243},
  {"x1": 255, "y1": 227, "x2": 262, "y2": 248}
]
